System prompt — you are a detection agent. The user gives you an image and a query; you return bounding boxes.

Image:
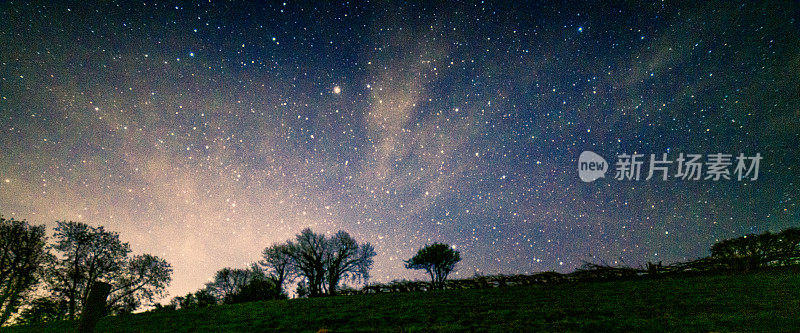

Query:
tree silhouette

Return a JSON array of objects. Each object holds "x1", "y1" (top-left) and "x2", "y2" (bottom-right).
[
  {"x1": 295, "y1": 279, "x2": 309, "y2": 298},
  {"x1": 710, "y1": 228, "x2": 800, "y2": 270},
  {"x1": 259, "y1": 243, "x2": 294, "y2": 296},
  {"x1": 405, "y1": 243, "x2": 461, "y2": 290},
  {"x1": 106, "y1": 254, "x2": 172, "y2": 314},
  {"x1": 284, "y1": 228, "x2": 375, "y2": 296},
  {"x1": 206, "y1": 267, "x2": 250, "y2": 303},
  {"x1": 0, "y1": 217, "x2": 49, "y2": 326},
  {"x1": 49, "y1": 221, "x2": 171, "y2": 319},
  {"x1": 194, "y1": 288, "x2": 217, "y2": 307},
  {"x1": 285, "y1": 228, "x2": 327, "y2": 297},
  {"x1": 50, "y1": 221, "x2": 129, "y2": 319},
  {"x1": 324, "y1": 231, "x2": 375, "y2": 295},
  {"x1": 170, "y1": 287, "x2": 216, "y2": 310},
  {"x1": 227, "y1": 276, "x2": 284, "y2": 304},
  {"x1": 16, "y1": 297, "x2": 68, "y2": 325},
  {"x1": 171, "y1": 293, "x2": 196, "y2": 310},
  {"x1": 203, "y1": 265, "x2": 284, "y2": 304}
]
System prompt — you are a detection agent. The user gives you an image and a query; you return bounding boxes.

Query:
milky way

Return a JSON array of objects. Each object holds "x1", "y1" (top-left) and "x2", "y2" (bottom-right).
[{"x1": 1, "y1": 1, "x2": 798, "y2": 298}]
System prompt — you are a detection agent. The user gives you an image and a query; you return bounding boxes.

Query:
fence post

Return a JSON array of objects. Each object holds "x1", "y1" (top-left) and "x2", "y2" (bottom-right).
[{"x1": 77, "y1": 281, "x2": 111, "y2": 333}]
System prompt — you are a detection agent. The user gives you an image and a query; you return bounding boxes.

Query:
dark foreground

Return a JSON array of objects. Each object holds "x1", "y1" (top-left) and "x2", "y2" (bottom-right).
[{"x1": 6, "y1": 270, "x2": 800, "y2": 332}]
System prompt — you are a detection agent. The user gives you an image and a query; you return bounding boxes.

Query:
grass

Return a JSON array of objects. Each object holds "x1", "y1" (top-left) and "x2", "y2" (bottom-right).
[{"x1": 6, "y1": 270, "x2": 800, "y2": 332}]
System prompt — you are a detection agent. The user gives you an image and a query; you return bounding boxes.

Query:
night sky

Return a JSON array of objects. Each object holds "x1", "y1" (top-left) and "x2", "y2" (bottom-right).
[{"x1": 1, "y1": 1, "x2": 798, "y2": 299}]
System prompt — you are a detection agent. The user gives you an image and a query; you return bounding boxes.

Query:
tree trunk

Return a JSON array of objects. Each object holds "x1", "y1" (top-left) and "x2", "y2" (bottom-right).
[
  {"x1": 77, "y1": 282, "x2": 111, "y2": 333},
  {"x1": 328, "y1": 276, "x2": 339, "y2": 296}
]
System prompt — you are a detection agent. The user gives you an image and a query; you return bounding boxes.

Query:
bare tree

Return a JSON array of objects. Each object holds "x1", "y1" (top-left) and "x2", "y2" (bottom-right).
[
  {"x1": 284, "y1": 228, "x2": 376, "y2": 296},
  {"x1": 325, "y1": 231, "x2": 375, "y2": 295},
  {"x1": 285, "y1": 228, "x2": 327, "y2": 297}
]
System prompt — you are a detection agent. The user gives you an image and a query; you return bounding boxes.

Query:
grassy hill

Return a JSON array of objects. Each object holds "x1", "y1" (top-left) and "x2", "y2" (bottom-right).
[{"x1": 6, "y1": 269, "x2": 800, "y2": 332}]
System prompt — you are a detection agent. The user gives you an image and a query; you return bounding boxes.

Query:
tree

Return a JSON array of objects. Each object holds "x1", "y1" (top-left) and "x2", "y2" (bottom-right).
[
  {"x1": 775, "y1": 228, "x2": 800, "y2": 265},
  {"x1": 194, "y1": 288, "x2": 217, "y2": 308},
  {"x1": 295, "y1": 279, "x2": 309, "y2": 298},
  {"x1": 0, "y1": 217, "x2": 50, "y2": 326},
  {"x1": 49, "y1": 221, "x2": 171, "y2": 319},
  {"x1": 259, "y1": 243, "x2": 294, "y2": 295},
  {"x1": 285, "y1": 228, "x2": 327, "y2": 297},
  {"x1": 324, "y1": 231, "x2": 375, "y2": 295},
  {"x1": 151, "y1": 302, "x2": 176, "y2": 312},
  {"x1": 284, "y1": 228, "x2": 376, "y2": 296},
  {"x1": 106, "y1": 254, "x2": 172, "y2": 314},
  {"x1": 227, "y1": 277, "x2": 283, "y2": 304},
  {"x1": 50, "y1": 221, "x2": 130, "y2": 319},
  {"x1": 205, "y1": 267, "x2": 260, "y2": 304},
  {"x1": 16, "y1": 297, "x2": 68, "y2": 325},
  {"x1": 170, "y1": 287, "x2": 216, "y2": 310},
  {"x1": 405, "y1": 243, "x2": 461, "y2": 290},
  {"x1": 203, "y1": 265, "x2": 284, "y2": 304},
  {"x1": 710, "y1": 228, "x2": 800, "y2": 270},
  {"x1": 171, "y1": 293, "x2": 196, "y2": 310}
]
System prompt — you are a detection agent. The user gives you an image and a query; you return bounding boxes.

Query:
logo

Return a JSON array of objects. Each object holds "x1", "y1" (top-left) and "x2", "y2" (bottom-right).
[
  {"x1": 577, "y1": 151, "x2": 762, "y2": 183},
  {"x1": 578, "y1": 151, "x2": 608, "y2": 183}
]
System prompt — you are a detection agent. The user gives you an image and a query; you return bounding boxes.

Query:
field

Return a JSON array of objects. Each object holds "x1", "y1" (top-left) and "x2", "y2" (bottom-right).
[{"x1": 7, "y1": 270, "x2": 800, "y2": 332}]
